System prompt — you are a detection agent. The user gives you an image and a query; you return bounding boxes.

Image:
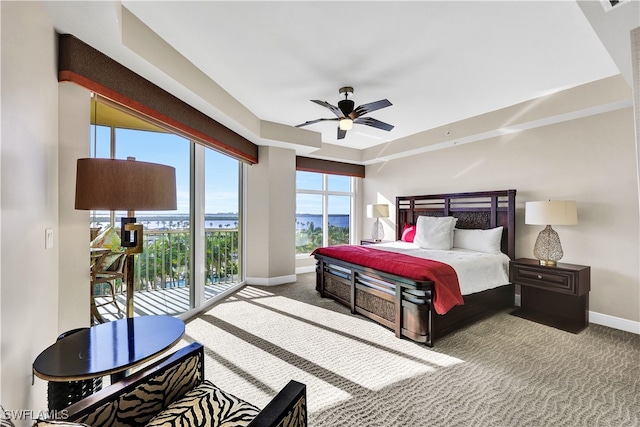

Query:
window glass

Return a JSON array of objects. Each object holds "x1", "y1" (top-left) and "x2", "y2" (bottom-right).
[
  {"x1": 114, "y1": 128, "x2": 190, "y2": 217},
  {"x1": 328, "y1": 195, "x2": 350, "y2": 246},
  {"x1": 296, "y1": 193, "x2": 323, "y2": 254},
  {"x1": 89, "y1": 101, "x2": 243, "y2": 323},
  {"x1": 328, "y1": 174, "x2": 351, "y2": 192},
  {"x1": 296, "y1": 171, "x2": 322, "y2": 191},
  {"x1": 90, "y1": 124, "x2": 111, "y2": 159},
  {"x1": 112, "y1": 128, "x2": 191, "y2": 313},
  {"x1": 204, "y1": 148, "x2": 240, "y2": 298},
  {"x1": 89, "y1": 124, "x2": 112, "y2": 230},
  {"x1": 296, "y1": 171, "x2": 355, "y2": 253}
]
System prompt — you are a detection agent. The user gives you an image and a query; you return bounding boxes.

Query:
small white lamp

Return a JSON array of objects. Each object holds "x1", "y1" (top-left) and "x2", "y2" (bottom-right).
[
  {"x1": 525, "y1": 200, "x2": 577, "y2": 266},
  {"x1": 367, "y1": 204, "x2": 389, "y2": 241}
]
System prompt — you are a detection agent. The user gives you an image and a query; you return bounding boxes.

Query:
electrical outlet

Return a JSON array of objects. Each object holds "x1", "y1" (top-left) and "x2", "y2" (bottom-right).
[{"x1": 45, "y1": 228, "x2": 54, "y2": 249}]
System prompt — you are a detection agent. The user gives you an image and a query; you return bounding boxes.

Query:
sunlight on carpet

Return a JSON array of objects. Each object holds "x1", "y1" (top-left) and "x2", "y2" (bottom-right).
[
  {"x1": 185, "y1": 285, "x2": 464, "y2": 413},
  {"x1": 186, "y1": 316, "x2": 351, "y2": 411}
]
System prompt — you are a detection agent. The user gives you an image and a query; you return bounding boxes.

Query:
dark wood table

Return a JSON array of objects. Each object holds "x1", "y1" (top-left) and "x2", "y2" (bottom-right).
[
  {"x1": 509, "y1": 258, "x2": 590, "y2": 333},
  {"x1": 33, "y1": 315, "x2": 185, "y2": 383}
]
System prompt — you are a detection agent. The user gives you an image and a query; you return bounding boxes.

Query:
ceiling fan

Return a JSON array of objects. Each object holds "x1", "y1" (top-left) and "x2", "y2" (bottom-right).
[{"x1": 296, "y1": 87, "x2": 394, "y2": 140}]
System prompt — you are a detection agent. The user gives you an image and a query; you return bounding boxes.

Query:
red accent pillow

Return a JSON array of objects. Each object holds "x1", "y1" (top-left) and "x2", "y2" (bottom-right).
[{"x1": 401, "y1": 224, "x2": 416, "y2": 242}]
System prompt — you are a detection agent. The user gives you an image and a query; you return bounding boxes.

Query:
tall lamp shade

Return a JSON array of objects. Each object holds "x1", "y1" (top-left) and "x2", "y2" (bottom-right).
[
  {"x1": 525, "y1": 200, "x2": 577, "y2": 266},
  {"x1": 75, "y1": 158, "x2": 176, "y2": 211},
  {"x1": 75, "y1": 157, "x2": 177, "y2": 318},
  {"x1": 367, "y1": 204, "x2": 389, "y2": 241}
]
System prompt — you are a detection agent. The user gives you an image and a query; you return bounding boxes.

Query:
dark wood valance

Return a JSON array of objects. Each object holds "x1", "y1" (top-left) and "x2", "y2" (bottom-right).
[
  {"x1": 58, "y1": 34, "x2": 258, "y2": 164},
  {"x1": 296, "y1": 156, "x2": 365, "y2": 178}
]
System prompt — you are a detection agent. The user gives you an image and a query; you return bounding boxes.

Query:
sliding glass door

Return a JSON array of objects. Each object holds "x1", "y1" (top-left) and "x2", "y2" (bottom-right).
[
  {"x1": 204, "y1": 147, "x2": 241, "y2": 303},
  {"x1": 89, "y1": 97, "x2": 243, "y2": 320}
]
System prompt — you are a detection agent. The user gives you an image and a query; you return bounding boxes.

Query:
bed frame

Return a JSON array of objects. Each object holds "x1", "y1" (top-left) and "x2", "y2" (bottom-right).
[{"x1": 315, "y1": 189, "x2": 516, "y2": 346}]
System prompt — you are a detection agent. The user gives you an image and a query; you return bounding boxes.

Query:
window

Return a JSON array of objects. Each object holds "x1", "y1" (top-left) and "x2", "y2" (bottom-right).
[
  {"x1": 296, "y1": 171, "x2": 355, "y2": 254},
  {"x1": 204, "y1": 147, "x2": 241, "y2": 300},
  {"x1": 89, "y1": 97, "x2": 243, "y2": 320}
]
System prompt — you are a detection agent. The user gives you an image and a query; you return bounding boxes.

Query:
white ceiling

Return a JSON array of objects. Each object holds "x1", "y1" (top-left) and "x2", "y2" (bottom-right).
[{"x1": 44, "y1": 1, "x2": 622, "y2": 155}]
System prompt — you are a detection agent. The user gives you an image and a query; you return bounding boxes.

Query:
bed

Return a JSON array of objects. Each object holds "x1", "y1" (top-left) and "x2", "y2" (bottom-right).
[{"x1": 314, "y1": 189, "x2": 516, "y2": 346}]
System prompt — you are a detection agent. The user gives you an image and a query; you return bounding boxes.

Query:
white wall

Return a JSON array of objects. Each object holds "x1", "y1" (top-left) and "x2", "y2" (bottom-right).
[
  {"x1": 58, "y1": 83, "x2": 92, "y2": 332},
  {"x1": 1, "y1": 1, "x2": 60, "y2": 415},
  {"x1": 364, "y1": 106, "x2": 639, "y2": 325}
]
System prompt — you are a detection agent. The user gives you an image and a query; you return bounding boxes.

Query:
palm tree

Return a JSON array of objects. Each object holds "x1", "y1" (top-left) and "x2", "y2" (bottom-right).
[
  {"x1": 295, "y1": 221, "x2": 323, "y2": 254},
  {"x1": 328, "y1": 224, "x2": 349, "y2": 246}
]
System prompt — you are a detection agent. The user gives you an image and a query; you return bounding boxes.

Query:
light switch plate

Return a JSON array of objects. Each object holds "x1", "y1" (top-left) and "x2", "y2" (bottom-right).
[{"x1": 45, "y1": 228, "x2": 54, "y2": 249}]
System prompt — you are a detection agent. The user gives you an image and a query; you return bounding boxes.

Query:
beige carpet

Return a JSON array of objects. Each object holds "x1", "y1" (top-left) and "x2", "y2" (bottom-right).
[{"x1": 182, "y1": 273, "x2": 640, "y2": 427}]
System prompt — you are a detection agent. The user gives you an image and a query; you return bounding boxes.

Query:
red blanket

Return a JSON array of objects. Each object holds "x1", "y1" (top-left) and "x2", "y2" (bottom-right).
[{"x1": 313, "y1": 245, "x2": 463, "y2": 314}]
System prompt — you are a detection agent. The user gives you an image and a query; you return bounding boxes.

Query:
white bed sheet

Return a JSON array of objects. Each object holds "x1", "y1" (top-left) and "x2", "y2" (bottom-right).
[{"x1": 366, "y1": 241, "x2": 510, "y2": 295}]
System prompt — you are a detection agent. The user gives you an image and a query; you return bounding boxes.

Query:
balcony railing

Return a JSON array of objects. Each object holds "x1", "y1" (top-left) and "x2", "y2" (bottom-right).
[
  {"x1": 92, "y1": 227, "x2": 238, "y2": 295},
  {"x1": 132, "y1": 228, "x2": 240, "y2": 292},
  {"x1": 93, "y1": 227, "x2": 240, "y2": 320}
]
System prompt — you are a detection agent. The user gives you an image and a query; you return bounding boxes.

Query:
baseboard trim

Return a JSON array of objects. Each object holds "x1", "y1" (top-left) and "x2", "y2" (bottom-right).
[
  {"x1": 514, "y1": 294, "x2": 639, "y2": 335},
  {"x1": 589, "y1": 311, "x2": 640, "y2": 335},
  {"x1": 296, "y1": 265, "x2": 315, "y2": 275},
  {"x1": 246, "y1": 275, "x2": 297, "y2": 287}
]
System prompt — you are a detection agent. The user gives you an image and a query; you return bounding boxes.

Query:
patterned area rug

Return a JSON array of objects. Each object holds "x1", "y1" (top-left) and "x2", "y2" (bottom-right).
[{"x1": 183, "y1": 273, "x2": 640, "y2": 427}]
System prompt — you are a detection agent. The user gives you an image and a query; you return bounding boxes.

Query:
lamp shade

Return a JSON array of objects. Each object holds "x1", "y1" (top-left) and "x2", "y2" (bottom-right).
[
  {"x1": 367, "y1": 204, "x2": 389, "y2": 219},
  {"x1": 339, "y1": 118, "x2": 353, "y2": 131},
  {"x1": 525, "y1": 200, "x2": 577, "y2": 226},
  {"x1": 75, "y1": 158, "x2": 177, "y2": 211}
]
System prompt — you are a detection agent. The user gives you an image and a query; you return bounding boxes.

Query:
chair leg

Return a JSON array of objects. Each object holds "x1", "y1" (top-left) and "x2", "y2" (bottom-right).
[
  {"x1": 90, "y1": 295, "x2": 106, "y2": 324},
  {"x1": 93, "y1": 280, "x2": 122, "y2": 320},
  {"x1": 108, "y1": 281, "x2": 122, "y2": 314}
]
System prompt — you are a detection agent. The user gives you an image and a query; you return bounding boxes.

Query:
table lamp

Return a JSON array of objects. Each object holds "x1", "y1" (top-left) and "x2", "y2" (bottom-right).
[
  {"x1": 525, "y1": 200, "x2": 577, "y2": 266},
  {"x1": 75, "y1": 157, "x2": 177, "y2": 317},
  {"x1": 367, "y1": 204, "x2": 389, "y2": 241}
]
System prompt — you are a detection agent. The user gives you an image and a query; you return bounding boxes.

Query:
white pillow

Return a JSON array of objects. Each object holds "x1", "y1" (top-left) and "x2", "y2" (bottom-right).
[
  {"x1": 453, "y1": 226, "x2": 504, "y2": 254},
  {"x1": 414, "y1": 216, "x2": 457, "y2": 250}
]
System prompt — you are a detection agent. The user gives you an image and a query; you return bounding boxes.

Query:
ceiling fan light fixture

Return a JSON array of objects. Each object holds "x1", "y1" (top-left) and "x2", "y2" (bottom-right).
[
  {"x1": 339, "y1": 118, "x2": 353, "y2": 131},
  {"x1": 296, "y1": 87, "x2": 393, "y2": 139}
]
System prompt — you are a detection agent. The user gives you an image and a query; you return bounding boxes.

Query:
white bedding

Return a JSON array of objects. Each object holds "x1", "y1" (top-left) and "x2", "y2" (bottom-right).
[{"x1": 366, "y1": 241, "x2": 510, "y2": 295}]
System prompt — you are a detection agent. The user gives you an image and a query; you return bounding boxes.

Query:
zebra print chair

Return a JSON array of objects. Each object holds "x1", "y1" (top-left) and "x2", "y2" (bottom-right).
[{"x1": 51, "y1": 342, "x2": 307, "y2": 427}]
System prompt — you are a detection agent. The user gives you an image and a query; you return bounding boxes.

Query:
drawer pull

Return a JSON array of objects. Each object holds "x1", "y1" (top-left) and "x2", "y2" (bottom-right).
[{"x1": 537, "y1": 275, "x2": 543, "y2": 279}]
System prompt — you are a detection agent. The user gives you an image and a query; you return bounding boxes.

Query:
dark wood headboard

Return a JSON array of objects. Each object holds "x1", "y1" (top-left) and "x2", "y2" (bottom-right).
[{"x1": 395, "y1": 190, "x2": 516, "y2": 259}]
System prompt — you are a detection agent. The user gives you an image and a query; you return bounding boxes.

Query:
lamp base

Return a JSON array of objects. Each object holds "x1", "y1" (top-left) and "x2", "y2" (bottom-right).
[
  {"x1": 533, "y1": 225, "x2": 563, "y2": 266},
  {"x1": 121, "y1": 217, "x2": 137, "y2": 247},
  {"x1": 121, "y1": 219, "x2": 144, "y2": 318},
  {"x1": 371, "y1": 219, "x2": 384, "y2": 241}
]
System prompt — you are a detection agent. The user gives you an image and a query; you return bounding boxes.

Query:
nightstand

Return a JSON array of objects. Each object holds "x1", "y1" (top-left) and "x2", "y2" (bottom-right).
[
  {"x1": 360, "y1": 239, "x2": 391, "y2": 245},
  {"x1": 509, "y1": 258, "x2": 590, "y2": 333}
]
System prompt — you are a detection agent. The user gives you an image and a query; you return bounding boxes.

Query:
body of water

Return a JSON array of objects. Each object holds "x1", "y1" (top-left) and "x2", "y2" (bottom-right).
[
  {"x1": 91, "y1": 214, "x2": 239, "y2": 230},
  {"x1": 296, "y1": 214, "x2": 349, "y2": 230},
  {"x1": 91, "y1": 214, "x2": 349, "y2": 230}
]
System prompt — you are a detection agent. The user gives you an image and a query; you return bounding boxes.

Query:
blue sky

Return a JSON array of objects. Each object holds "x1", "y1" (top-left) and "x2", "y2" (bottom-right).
[
  {"x1": 92, "y1": 125, "x2": 239, "y2": 215},
  {"x1": 91, "y1": 125, "x2": 352, "y2": 216},
  {"x1": 296, "y1": 171, "x2": 351, "y2": 215}
]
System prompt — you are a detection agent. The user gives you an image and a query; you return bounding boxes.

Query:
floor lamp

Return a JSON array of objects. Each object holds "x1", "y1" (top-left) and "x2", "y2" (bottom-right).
[{"x1": 75, "y1": 157, "x2": 177, "y2": 318}]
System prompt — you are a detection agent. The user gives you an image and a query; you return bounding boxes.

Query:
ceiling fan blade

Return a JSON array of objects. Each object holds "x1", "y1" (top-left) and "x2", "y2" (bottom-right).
[
  {"x1": 354, "y1": 116, "x2": 394, "y2": 131},
  {"x1": 337, "y1": 127, "x2": 347, "y2": 140},
  {"x1": 311, "y1": 100, "x2": 344, "y2": 118},
  {"x1": 295, "y1": 117, "x2": 339, "y2": 127},
  {"x1": 349, "y1": 99, "x2": 392, "y2": 119}
]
